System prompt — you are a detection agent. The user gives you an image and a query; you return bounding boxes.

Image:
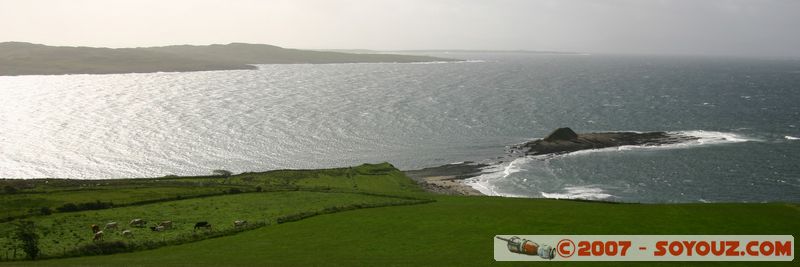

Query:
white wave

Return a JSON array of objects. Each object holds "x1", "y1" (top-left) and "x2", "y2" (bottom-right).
[
  {"x1": 540, "y1": 185, "x2": 615, "y2": 200},
  {"x1": 463, "y1": 157, "x2": 532, "y2": 197},
  {"x1": 785, "y1": 136, "x2": 800, "y2": 140},
  {"x1": 672, "y1": 130, "x2": 754, "y2": 144}
]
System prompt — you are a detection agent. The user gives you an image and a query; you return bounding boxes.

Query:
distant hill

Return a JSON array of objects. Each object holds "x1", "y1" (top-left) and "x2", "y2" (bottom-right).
[
  {"x1": 144, "y1": 43, "x2": 453, "y2": 64},
  {"x1": 0, "y1": 42, "x2": 457, "y2": 76}
]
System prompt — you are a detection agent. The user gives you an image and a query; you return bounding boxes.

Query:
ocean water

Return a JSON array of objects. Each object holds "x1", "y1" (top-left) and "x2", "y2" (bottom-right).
[{"x1": 1, "y1": 53, "x2": 798, "y2": 203}]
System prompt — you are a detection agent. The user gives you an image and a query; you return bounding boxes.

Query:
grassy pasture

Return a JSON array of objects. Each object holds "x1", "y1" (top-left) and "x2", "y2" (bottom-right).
[
  {"x1": 0, "y1": 186, "x2": 243, "y2": 220},
  {"x1": 0, "y1": 162, "x2": 416, "y2": 221},
  {"x1": 0, "y1": 163, "x2": 427, "y2": 261},
  {"x1": 0, "y1": 191, "x2": 419, "y2": 259}
]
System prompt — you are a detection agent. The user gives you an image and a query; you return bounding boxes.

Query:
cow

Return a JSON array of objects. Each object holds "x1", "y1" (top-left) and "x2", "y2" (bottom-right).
[
  {"x1": 90, "y1": 224, "x2": 100, "y2": 233},
  {"x1": 121, "y1": 229, "x2": 133, "y2": 238},
  {"x1": 130, "y1": 219, "x2": 147, "y2": 228},
  {"x1": 149, "y1": 225, "x2": 165, "y2": 232},
  {"x1": 93, "y1": 231, "x2": 104, "y2": 241},
  {"x1": 233, "y1": 220, "x2": 248, "y2": 228},
  {"x1": 105, "y1": 222, "x2": 118, "y2": 231},
  {"x1": 194, "y1": 221, "x2": 212, "y2": 231},
  {"x1": 158, "y1": 220, "x2": 173, "y2": 230}
]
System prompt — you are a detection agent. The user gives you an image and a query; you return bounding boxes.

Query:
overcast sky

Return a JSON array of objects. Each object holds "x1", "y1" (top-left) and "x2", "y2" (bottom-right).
[{"x1": 1, "y1": 0, "x2": 798, "y2": 57}]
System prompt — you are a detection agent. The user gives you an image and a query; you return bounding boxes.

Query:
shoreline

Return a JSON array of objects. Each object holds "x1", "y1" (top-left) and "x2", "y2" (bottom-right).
[{"x1": 403, "y1": 162, "x2": 487, "y2": 196}]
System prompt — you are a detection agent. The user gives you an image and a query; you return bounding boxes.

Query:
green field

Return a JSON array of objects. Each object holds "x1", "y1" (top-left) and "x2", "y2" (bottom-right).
[
  {"x1": 0, "y1": 191, "x2": 419, "y2": 258},
  {"x1": 0, "y1": 185, "x2": 245, "y2": 220},
  {"x1": 1, "y1": 163, "x2": 797, "y2": 266}
]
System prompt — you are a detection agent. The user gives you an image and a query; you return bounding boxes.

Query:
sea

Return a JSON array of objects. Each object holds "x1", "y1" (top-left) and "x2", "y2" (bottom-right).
[{"x1": 1, "y1": 53, "x2": 798, "y2": 203}]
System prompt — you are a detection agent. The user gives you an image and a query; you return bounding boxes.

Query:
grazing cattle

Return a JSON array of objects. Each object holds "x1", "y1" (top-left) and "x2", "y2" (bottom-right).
[
  {"x1": 93, "y1": 231, "x2": 104, "y2": 241},
  {"x1": 158, "y1": 220, "x2": 173, "y2": 230},
  {"x1": 121, "y1": 230, "x2": 133, "y2": 238},
  {"x1": 233, "y1": 220, "x2": 248, "y2": 228},
  {"x1": 149, "y1": 225, "x2": 165, "y2": 232},
  {"x1": 194, "y1": 221, "x2": 212, "y2": 230},
  {"x1": 130, "y1": 219, "x2": 147, "y2": 228},
  {"x1": 105, "y1": 222, "x2": 118, "y2": 231},
  {"x1": 90, "y1": 224, "x2": 100, "y2": 233}
]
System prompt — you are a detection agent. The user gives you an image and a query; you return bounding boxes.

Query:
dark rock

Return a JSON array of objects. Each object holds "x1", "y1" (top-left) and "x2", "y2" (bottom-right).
[
  {"x1": 515, "y1": 128, "x2": 699, "y2": 156},
  {"x1": 544, "y1": 127, "x2": 578, "y2": 141}
]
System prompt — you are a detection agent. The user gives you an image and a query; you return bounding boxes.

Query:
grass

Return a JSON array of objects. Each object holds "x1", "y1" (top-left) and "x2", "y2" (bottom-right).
[
  {"x1": 0, "y1": 186, "x2": 242, "y2": 220},
  {"x1": 0, "y1": 163, "x2": 797, "y2": 266},
  {"x1": 0, "y1": 191, "x2": 420, "y2": 259},
  {"x1": 0, "y1": 162, "x2": 420, "y2": 221}
]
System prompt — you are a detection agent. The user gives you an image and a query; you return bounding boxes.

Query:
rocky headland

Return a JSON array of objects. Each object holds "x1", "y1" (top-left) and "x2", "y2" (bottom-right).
[
  {"x1": 512, "y1": 127, "x2": 699, "y2": 156},
  {"x1": 405, "y1": 127, "x2": 701, "y2": 196}
]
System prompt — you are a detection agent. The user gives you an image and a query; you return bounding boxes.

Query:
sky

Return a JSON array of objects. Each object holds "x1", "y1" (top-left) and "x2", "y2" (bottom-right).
[{"x1": 1, "y1": 0, "x2": 799, "y2": 57}]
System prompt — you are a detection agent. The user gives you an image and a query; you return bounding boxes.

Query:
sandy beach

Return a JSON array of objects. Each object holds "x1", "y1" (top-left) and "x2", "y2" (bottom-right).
[
  {"x1": 404, "y1": 162, "x2": 486, "y2": 196},
  {"x1": 417, "y1": 176, "x2": 483, "y2": 196}
]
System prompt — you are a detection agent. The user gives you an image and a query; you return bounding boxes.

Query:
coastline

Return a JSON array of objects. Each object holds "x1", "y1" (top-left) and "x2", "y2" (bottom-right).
[
  {"x1": 0, "y1": 42, "x2": 459, "y2": 76},
  {"x1": 403, "y1": 162, "x2": 487, "y2": 196}
]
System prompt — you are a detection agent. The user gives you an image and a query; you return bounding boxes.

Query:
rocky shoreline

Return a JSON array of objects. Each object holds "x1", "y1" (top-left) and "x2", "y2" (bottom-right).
[{"x1": 405, "y1": 127, "x2": 701, "y2": 196}]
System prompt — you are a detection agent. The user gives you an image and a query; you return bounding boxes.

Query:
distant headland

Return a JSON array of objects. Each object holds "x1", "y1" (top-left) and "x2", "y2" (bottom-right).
[{"x1": 0, "y1": 42, "x2": 459, "y2": 76}]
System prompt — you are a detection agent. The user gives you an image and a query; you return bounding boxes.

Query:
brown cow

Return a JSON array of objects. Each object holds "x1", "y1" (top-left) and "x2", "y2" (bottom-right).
[{"x1": 90, "y1": 224, "x2": 100, "y2": 233}]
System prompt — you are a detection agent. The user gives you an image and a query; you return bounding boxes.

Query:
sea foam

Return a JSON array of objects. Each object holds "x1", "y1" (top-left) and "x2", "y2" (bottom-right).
[
  {"x1": 540, "y1": 185, "x2": 615, "y2": 200},
  {"x1": 463, "y1": 157, "x2": 532, "y2": 197}
]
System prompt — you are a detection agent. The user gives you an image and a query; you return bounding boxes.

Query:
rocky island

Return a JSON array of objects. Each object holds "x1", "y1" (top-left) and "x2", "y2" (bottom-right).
[{"x1": 512, "y1": 127, "x2": 699, "y2": 155}]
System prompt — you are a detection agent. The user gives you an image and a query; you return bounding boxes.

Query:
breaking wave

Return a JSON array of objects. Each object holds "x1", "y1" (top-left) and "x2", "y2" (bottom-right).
[
  {"x1": 463, "y1": 157, "x2": 532, "y2": 197},
  {"x1": 540, "y1": 185, "x2": 615, "y2": 200},
  {"x1": 464, "y1": 130, "x2": 757, "y2": 200}
]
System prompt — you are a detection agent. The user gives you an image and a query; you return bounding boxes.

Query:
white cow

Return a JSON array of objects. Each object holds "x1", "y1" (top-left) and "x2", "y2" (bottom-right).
[
  {"x1": 121, "y1": 230, "x2": 133, "y2": 238},
  {"x1": 130, "y1": 219, "x2": 147, "y2": 228},
  {"x1": 234, "y1": 220, "x2": 248, "y2": 228},
  {"x1": 93, "y1": 231, "x2": 104, "y2": 241},
  {"x1": 158, "y1": 220, "x2": 173, "y2": 230},
  {"x1": 105, "y1": 222, "x2": 119, "y2": 231}
]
